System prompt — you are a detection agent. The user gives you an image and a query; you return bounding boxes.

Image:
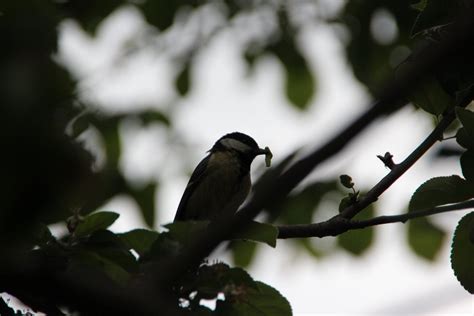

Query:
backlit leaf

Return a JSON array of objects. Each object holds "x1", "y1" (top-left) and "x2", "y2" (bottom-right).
[
  {"x1": 119, "y1": 229, "x2": 160, "y2": 257},
  {"x1": 75, "y1": 211, "x2": 119, "y2": 238},
  {"x1": 338, "y1": 204, "x2": 376, "y2": 256},
  {"x1": 408, "y1": 217, "x2": 445, "y2": 261},
  {"x1": 233, "y1": 221, "x2": 278, "y2": 248}
]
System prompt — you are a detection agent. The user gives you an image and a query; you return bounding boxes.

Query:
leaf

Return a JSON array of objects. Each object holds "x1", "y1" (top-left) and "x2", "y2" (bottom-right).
[
  {"x1": 409, "y1": 76, "x2": 453, "y2": 115},
  {"x1": 139, "y1": 1, "x2": 194, "y2": 31},
  {"x1": 451, "y1": 212, "x2": 474, "y2": 293},
  {"x1": 232, "y1": 221, "x2": 278, "y2": 248},
  {"x1": 216, "y1": 281, "x2": 292, "y2": 316},
  {"x1": 144, "y1": 234, "x2": 183, "y2": 261},
  {"x1": 338, "y1": 204, "x2": 376, "y2": 256},
  {"x1": 271, "y1": 33, "x2": 315, "y2": 110},
  {"x1": 176, "y1": 63, "x2": 190, "y2": 96},
  {"x1": 127, "y1": 182, "x2": 157, "y2": 228},
  {"x1": 229, "y1": 240, "x2": 258, "y2": 268},
  {"x1": 460, "y1": 150, "x2": 474, "y2": 182},
  {"x1": 71, "y1": 114, "x2": 90, "y2": 138},
  {"x1": 411, "y1": 0, "x2": 428, "y2": 11},
  {"x1": 339, "y1": 174, "x2": 354, "y2": 189},
  {"x1": 410, "y1": 1, "x2": 465, "y2": 36},
  {"x1": 283, "y1": 59, "x2": 315, "y2": 110},
  {"x1": 71, "y1": 249, "x2": 131, "y2": 285},
  {"x1": 119, "y1": 229, "x2": 160, "y2": 257},
  {"x1": 164, "y1": 220, "x2": 209, "y2": 245},
  {"x1": 101, "y1": 120, "x2": 121, "y2": 168},
  {"x1": 196, "y1": 263, "x2": 256, "y2": 299},
  {"x1": 32, "y1": 223, "x2": 55, "y2": 246},
  {"x1": 273, "y1": 181, "x2": 338, "y2": 224},
  {"x1": 138, "y1": 111, "x2": 170, "y2": 127},
  {"x1": 85, "y1": 230, "x2": 138, "y2": 273},
  {"x1": 408, "y1": 217, "x2": 445, "y2": 261},
  {"x1": 75, "y1": 211, "x2": 119, "y2": 238},
  {"x1": 456, "y1": 127, "x2": 474, "y2": 149},
  {"x1": 409, "y1": 176, "x2": 474, "y2": 212},
  {"x1": 456, "y1": 108, "x2": 474, "y2": 149}
]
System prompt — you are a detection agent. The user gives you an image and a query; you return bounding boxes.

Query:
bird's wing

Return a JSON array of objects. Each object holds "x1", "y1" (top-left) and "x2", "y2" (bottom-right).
[{"x1": 173, "y1": 155, "x2": 210, "y2": 221}]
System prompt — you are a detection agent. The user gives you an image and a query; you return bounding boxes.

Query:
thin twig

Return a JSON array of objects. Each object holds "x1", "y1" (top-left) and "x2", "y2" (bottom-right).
[
  {"x1": 339, "y1": 110, "x2": 456, "y2": 219},
  {"x1": 277, "y1": 200, "x2": 474, "y2": 239},
  {"x1": 349, "y1": 199, "x2": 474, "y2": 229}
]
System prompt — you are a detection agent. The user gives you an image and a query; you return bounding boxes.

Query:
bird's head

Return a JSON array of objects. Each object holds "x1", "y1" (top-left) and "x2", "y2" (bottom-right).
[{"x1": 209, "y1": 132, "x2": 271, "y2": 167}]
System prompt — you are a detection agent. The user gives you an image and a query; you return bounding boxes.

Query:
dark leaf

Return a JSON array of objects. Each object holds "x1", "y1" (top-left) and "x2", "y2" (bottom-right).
[
  {"x1": 338, "y1": 204, "x2": 376, "y2": 256},
  {"x1": 71, "y1": 114, "x2": 90, "y2": 138},
  {"x1": 409, "y1": 176, "x2": 474, "y2": 212},
  {"x1": 85, "y1": 230, "x2": 138, "y2": 273},
  {"x1": 270, "y1": 31, "x2": 315, "y2": 110},
  {"x1": 186, "y1": 263, "x2": 256, "y2": 302},
  {"x1": 411, "y1": 0, "x2": 428, "y2": 11},
  {"x1": 456, "y1": 107, "x2": 474, "y2": 149},
  {"x1": 339, "y1": 196, "x2": 353, "y2": 213},
  {"x1": 340, "y1": 174, "x2": 354, "y2": 189},
  {"x1": 70, "y1": 249, "x2": 131, "y2": 284},
  {"x1": 232, "y1": 221, "x2": 278, "y2": 248},
  {"x1": 139, "y1": 1, "x2": 198, "y2": 31},
  {"x1": 456, "y1": 127, "x2": 474, "y2": 149},
  {"x1": 101, "y1": 119, "x2": 121, "y2": 168},
  {"x1": 341, "y1": 1, "x2": 416, "y2": 94},
  {"x1": 408, "y1": 217, "x2": 445, "y2": 261},
  {"x1": 216, "y1": 281, "x2": 292, "y2": 316},
  {"x1": 229, "y1": 240, "x2": 258, "y2": 268},
  {"x1": 144, "y1": 234, "x2": 183, "y2": 261},
  {"x1": 450, "y1": 211, "x2": 474, "y2": 293},
  {"x1": 138, "y1": 111, "x2": 171, "y2": 126},
  {"x1": 127, "y1": 182, "x2": 157, "y2": 228},
  {"x1": 273, "y1": 181, "x2": 339, "y2": 224},
  {"x1": 32, "y1": 223, "x2": 55, "y2": 246},
  {"x1": 57, "y1": 0, "x2": 126, "y2": 35},
  {"x1": 119, "y1": 228, "x2": 160, "y2": 257},
  {"x1": 75, "y1": 211, "x2": 120, "y2": 238},
  {"x1": 408, "y1": 76, "x2": 453, "y2": 115},
  {"x1": 411, "y1": 0, "x2": 465, "y2": 36},
  {"x1": 460, "y1": 150, "x2": 474, "y2": 182},
  {"x1": 164, "y1": 220, "x2": 209, "y2": 245},
  {"x1": 176, "y1": 64, "x2": 191, "y2": 96}
]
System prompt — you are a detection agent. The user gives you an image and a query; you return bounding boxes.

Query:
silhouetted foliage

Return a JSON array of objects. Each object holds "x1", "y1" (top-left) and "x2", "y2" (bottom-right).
[{"x1": 1, "y1": 1, "x2": 473, "y2": 314}]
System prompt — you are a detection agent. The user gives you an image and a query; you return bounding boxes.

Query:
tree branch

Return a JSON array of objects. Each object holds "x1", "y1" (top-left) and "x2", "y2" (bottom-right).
[
  {"x1": 349, "y1": 199, "x2": 474, "y2": 229},
  {"x1": 154, "y1": 10, "x2": 474, "y2": 288},
  {"x1": 277, "y1": 200, "x2": 474, "y2": 239},
  {"x1": 338, "y1": 109, "x2": 456, "y2": 220},
  {"x1": 276, "y1": 102, "x2": 469, "y2": 239}
]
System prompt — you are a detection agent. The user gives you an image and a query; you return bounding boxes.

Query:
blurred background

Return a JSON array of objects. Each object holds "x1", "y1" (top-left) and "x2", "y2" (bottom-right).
[{"x1": 1, "y1": 1, "x2": 472, "y2": 315}]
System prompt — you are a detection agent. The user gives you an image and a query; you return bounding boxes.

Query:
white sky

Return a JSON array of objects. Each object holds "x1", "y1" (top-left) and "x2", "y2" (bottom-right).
[{"x1": 56, "y1": 4, "x2": 473, "y2": 315}]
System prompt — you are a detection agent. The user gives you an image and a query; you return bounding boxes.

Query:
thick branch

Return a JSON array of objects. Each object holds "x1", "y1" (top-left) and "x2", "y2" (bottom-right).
[{"x1": 277, "y1": 200, "x2": 474, "y2": 239}]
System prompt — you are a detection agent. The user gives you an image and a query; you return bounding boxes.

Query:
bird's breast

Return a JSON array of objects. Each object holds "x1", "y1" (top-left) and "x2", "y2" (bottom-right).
[{"x1": 188, "y1": 151, "x2": 251, "y2": 219}]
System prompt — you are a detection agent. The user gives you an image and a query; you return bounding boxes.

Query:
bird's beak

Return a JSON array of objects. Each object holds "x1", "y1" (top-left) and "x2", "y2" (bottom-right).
[
  {"x1": 255, "y1": 148, "x2": 268, "y2": 156},
  {"x1": 256, "y1": 146, "x2": 273, "y2": 167}
]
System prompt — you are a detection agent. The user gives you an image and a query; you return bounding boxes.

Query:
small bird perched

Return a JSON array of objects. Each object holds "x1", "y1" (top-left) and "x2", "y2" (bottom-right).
[{"x1": 174, "y1": 132, "x2": 271, "y2": 222}]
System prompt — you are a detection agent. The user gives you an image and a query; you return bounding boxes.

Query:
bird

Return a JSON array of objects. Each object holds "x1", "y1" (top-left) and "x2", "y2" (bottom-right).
[{"x1": 173, "y1": 132, "x2": 271, "y2": 222}]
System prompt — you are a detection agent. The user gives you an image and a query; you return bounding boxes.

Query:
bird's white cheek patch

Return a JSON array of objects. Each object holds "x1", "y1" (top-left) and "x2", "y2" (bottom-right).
[{"x1": 220, "y1": 138, "x2": 252, "y2": 152}]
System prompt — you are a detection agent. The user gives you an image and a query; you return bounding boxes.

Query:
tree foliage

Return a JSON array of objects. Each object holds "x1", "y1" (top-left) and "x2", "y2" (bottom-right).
[{"x1": 1, "y1": 0, "x2": 474, "y2": 315}]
